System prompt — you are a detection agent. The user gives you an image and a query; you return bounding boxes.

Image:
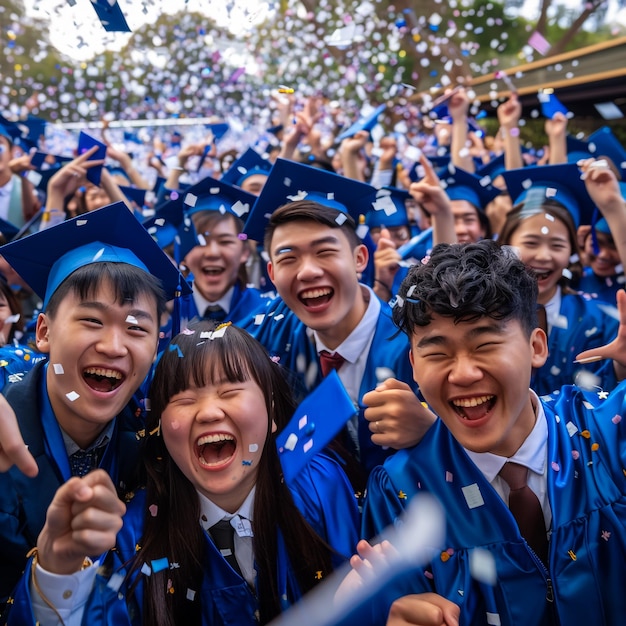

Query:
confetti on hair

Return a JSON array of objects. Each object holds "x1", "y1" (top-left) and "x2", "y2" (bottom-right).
[
  {"x1": 186, "y1": 588, "x2": 197, "y2": 601},
  {"x1": 150, "y1": 422, "x2": 161, "y2": 437},
  {"x1": 169, "y1": 343, "x2": 184, "y2": 358},
  {"x1": 141, "y1": 562, "x2": 152, "y2": 576},
  {"x1": 149, "y1": 504, "x2": 158, "y2": 517},
  {"x1": 181, "y1": 327, "x2": 196, "y2": 335},
  {"x1": 151, "y1": 557, "x2": 170, "y2": 573},
  {"x1": 167, "y1": 579, "x2": 175, "y2": 594}
]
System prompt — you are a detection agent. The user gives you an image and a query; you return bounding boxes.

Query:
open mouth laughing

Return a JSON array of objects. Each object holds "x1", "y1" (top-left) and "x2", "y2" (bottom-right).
[
  {"x1": 299, "y1": 287, "x2": 333, "y2": 307},
  {"x1": 196, "y1": 433, "x2": 236, "y2": 468},
  {"x1": 451, "y1": 394, "x2": 496, "y2": 421},
  {"x1": 83, "y1": 367, "x2": 125, "y2": 392}
]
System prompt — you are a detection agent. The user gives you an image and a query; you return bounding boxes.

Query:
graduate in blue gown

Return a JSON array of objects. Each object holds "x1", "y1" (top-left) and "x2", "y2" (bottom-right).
[
  {"x1": 240, "y1": 159, "x2": 441, "y2": 485},
  {"x1": 6, "y1": 321, "x2": 359, "y2": 626},
  {"x1": 0, "y1": 203, "x2": 189, "y2": 612},
  {"x1": 500, "y1": 162, "x2": 624, "y2": 396},
  {"x1": 346, "y1": 238, "x2": 626, "y2": 626}
]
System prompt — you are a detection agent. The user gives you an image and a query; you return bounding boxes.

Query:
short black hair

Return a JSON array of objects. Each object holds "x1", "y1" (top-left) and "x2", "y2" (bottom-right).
[
  {"x1": 393, "y1": 240, "x2": 539, "y2": 337},
  {"x1": 46, "y1": 262, "x2": 166, "y2": 322},
  {"x1": 264, "y1": 199, "x2": 361, "y2": 254}
]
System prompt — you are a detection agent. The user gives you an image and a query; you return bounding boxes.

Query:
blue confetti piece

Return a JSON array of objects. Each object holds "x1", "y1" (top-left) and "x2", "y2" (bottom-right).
[
  {"x1": 242, "y1": 460, "x2": 252, "y2": 466},
  {"x1": 151, "y1": 557, "x2": 170, "y2": 573},
  {"x1": 168, "y1": 344, "x2": 184, "y2": 358}
]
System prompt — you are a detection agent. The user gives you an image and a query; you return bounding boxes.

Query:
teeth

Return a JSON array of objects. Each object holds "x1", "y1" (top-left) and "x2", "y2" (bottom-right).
[
  {"x1": 197, "y1": 433, "x2": 234, "y2": 446},
  {"x1": 84, "y1": 367, "x2": 122, "y2": 379},
  {"x1": 301, "y1": 288, "x2": 331, "y2": 299},
  {"x1": 198, "y1": 457, "x2": 230, "y2": 468},
  {"x1": 452, "y1": 395, "x2": 493, "y2": 408}
]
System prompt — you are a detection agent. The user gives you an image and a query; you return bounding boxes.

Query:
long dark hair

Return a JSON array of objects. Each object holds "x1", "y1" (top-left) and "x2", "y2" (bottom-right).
[{"x1": 127, "y1": 321, "x2": 334, "y2": 625}]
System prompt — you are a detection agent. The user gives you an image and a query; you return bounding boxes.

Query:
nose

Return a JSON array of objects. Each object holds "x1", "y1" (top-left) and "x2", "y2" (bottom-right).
[
  {"x1": 200, "y1": 237, "x2": 220, "y2": 256},
  {"x1": 447, "y1": 354, "x2": 483, "y2": 386},
  {"x1": 195, "y1": 396, "x2": 225, "y2": 422},
  {"x1": 297, "y1": 256, "x2": 324, "y2": 281},
  {"x1": 96, "y1": 326, "x2": 128, "y2": 358},
  {"x1": 534, "y1": 243, "x2": 553, "y2": 261}
]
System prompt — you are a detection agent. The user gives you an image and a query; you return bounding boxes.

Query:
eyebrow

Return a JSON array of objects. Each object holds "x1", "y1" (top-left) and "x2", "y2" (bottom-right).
[
  {"x1": 272, "y1": 235, "x2": 341, "y2": 258},
  {"x1": 77, "y1": 301, "x2": 155, "y2": 324},
  {"x1": 416, "y1": 322, "x2": 507, "y2": 349}
]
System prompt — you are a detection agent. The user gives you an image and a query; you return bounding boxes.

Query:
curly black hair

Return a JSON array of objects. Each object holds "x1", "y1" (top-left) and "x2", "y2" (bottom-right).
[{"x1": 392, "y1": 240, "x2": 539, "y2": 338}]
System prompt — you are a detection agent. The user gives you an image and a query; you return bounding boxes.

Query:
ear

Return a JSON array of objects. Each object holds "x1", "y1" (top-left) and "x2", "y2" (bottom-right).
[
  {"x1": 35, "y1": 313, "x2": 51, "y2": 354},
  {"x1": 267, "y1": 259, "x2": 274, "y2": 282},
  {"x1": 239, "y1": 241, "x2": 251, "y2": 265},
  {"x1": 270, "y1": 419, "x2": 278, "y2": 434},
  {"x1": 354, "y1": 242, "x2": 369, "y2": 273},
  {"x1": 408, "y1": 348, "x2": 420, "y2": 384},
  {"x1": 530, "y1": 327, "x2": 549, "y2": 369}
]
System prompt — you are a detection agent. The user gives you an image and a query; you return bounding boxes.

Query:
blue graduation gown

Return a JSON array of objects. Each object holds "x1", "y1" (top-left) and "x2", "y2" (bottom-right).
[
  {"x1": 0, "y1": 343, "x2": 46, "y2": 391},
  {"x1": 0, "y1": 362, "x2": 142, "y2": 610},
  {"x1": 532, "y1": 291, "x2": 619, "y2": 396},
  {"x1": 575, "y1": 267, "x2": 624, "y2": 305},
  {"x1": 241, "y1": 294, "x2": 417, "y2": 474},
  {"x1": 355, "y1": 383, "x2": 626, "y2": 626},
  {"x1": 5, "y1": 453, "x2": 359, "y2": 625},
  {"x1": 181, "y1": 280, "x2": 267, "y2": 327}
]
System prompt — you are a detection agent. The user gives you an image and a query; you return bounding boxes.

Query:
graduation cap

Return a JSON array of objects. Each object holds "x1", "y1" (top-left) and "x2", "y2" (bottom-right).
[
  {"x1": 221, "y1": 147, "x2": 272, "y2": 187},
  {"x1": 439, "y1": 165, "x2": 501, "y2": 211},
  {"x1": 0, "y1": 202, "x2": 191, "y2": 309},
  {"x1": 119, "y1": 185, "x2": 147, "y2": 210},
  {"x1": 243, "y1": 158, "x2": 376, "y2": 242},
  {"x1": 336, "y1": 103, "x2": 387, "y2": 142},
  {"x1": 0, "y1": 218, "x2": 20, "y2": 243},
  {"x1": 408, "y1": 154, "x2": 451, "y2": 182},
  {"x1": 501, "y1": 162, "x2": 595, "y2": 228},
  {"x1": 143, "y1": 176, "x2": 256, "y2": 261},
  {"x1": 205, "y1": 122, "x2": 230, "y2": 141},
  {"x1": 366, "y1": 186, "x2": 410, "y2": 229},
  {"x1": 276, "y1": 370, "x2": 357, "y2": 485},
  {"x1": 77, "y1": 132, "x2": 107, "y2": 186},
  {"x1": 90, "y1": 0, "x2": 131, "y2": 32},
  {"x1": 537, "y1": 89, "x2": 569, "y2": 119},
  {"x1": 475, "y1": 154, "x2": 508, "y2": 185},
  {"x1": 587, "y1": 127, "x2": 626, "y2": 176}
]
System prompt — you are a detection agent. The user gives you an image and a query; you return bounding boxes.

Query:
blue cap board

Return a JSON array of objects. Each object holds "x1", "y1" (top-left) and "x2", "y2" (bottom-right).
[
  {"x1": 501, "y1": 162, "x2": 595, "y2": 228},
  {"x1": 119, "y1": 185, "x2": 147, "y2": 210},
  {"x1": 276, "y1": 370, "x2": 357, "y2": 485},
  {"x1": 439, "y1": 164, "x2": 501, "y2": 211},
  {"x1": 77, "y1": 132, "x2": 107, "y2": 186},
  {"x1": 366, "y1": 186, "x2": 410, "y2": 228},
  {"x1": 243, "y1": 158, "x2": 376, "y2": 242},
  {"x1": 0, "y1": 218, "x2": 19, "y2": 242},
  {"x1": 221, "y1": 147, "x2": 272, "y2": 187},
  {"x1": 408, "y1": 154, "x2": 451, "y2": 182},
  {"x1": 90, "y1": 0, "x2": 131, "y2": 32},
  {"x1": 537, "y1": 89, "x2": 569, "y2": 119},
  {"x1": 475, "y1": 154, "x2": 508, "y2": 185},
  {"x1": 0, "y1": 202, "x2": 191, "y2": 309},
  {"x1": 336, "y1": 103, "x2": 387, "y2": 142}
]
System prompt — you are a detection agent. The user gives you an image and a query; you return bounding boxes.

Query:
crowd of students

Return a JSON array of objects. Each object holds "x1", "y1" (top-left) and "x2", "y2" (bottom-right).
[{"x1": 0, "y1": 81, "x2": 625, "y2": 626}]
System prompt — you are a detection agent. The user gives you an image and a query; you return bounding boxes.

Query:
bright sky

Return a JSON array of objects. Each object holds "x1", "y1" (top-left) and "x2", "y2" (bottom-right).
[{"x1": 23, "y1": 0, "x2": 626, "y2": 62}]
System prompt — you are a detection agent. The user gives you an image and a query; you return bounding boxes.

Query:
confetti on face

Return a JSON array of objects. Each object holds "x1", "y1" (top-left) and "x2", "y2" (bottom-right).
[
  {"x1": 541, "y1": 226, "x2": 549, "y2": 235},
  {"x1": 249, "y1": 443, "x2": 259, "y2": 453},
  {"x1": 126, "y1": 315, "x2": 138, "y2": 325},
  {"x1": 53, "y1": 363, "x2": 65, "y2": 375},
  {"x1": 169, "y1": 420, "x2": 180, "y2": 431},
  {"x1": 66, "y1": 391, "x2": 80, "y2": 401},
  {"x1": 242, "y1": 459, "x2": 252, "y2": 466}
]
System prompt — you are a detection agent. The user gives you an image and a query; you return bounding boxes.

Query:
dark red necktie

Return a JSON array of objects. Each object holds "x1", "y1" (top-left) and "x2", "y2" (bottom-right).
[
  {"x1": 499, "y1": 461, "x2": 549, "y2": 565},
  {"x1": 319, "y1": 350, "x2": 346, "y2": 377}
]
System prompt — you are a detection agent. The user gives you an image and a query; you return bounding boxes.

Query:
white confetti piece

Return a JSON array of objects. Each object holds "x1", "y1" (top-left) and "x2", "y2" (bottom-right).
[
  {"x1": 303, "y1": 439, "x2": 313, "y2": 453},
  {"x1": 186, "y1": 588, "x2": 196, "y2": 601},
  {"x1": 141, "y1": 563, "x2": 152, "y2": 576},
  {"x1": 486, "y1": 612, "x2": 502, "y2": 626},
  {"x1": 248, "y1": 443, "x2": 259, "y2": 453},
  {"x1": 92, "y1": 247, "x2": 105, "y2": 262},
  {"x1": 4, "y1": 313, "x2": 20, "y2": 324},
  {"x1": 462, "y1": 483, "x2": 485, "y2": 509},
  {"x1": 470, "y1": 548, "x2": 497, "y2": 585},
  {"x1": 184, "y1": 192, "x2": 198, "y2": 207},
  {"x1": 566, "y1": 421, "x2": 578, "y2": 437},
  {"x1": 126, "y1": 315, "x2": 138, "y2": 325},
  {"x1": 66, "y1": 391, "x2": 80, "y2": 401},
  {"x1": 53, "y1": 363, "x2": 65, "y2": 375},
  {"x1": 284, "y1": 433, "x2": 298, "y2": 451},
  {"x1": 298, "y1": 415, "x2": 308, "y2": 430},
  {"x1": 76, "y1": 219, "x2": 88, "y2": 226},
  {"x1": 107, "y1": 572, "x2": 125, "y2": 592}
]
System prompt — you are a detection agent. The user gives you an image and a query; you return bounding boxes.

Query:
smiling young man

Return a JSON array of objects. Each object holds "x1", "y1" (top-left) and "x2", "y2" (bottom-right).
[
  {"x1": 242, "y1": 160, "x2": 437, "y2": 486},
  {"x1": 352, "y1": 240, "x2": 626, "y2": 626},
  {"x1": 0, "y1": 203, "x2": 188, "y2": 609}
]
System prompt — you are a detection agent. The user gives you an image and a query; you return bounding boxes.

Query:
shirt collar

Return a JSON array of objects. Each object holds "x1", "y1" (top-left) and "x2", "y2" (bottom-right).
[
  {"x1": 465, "y1": 390, "x2": 548, "y2": 483},
  {"x1": 312, "y1": 284, "x2": 381, "y2": 364},
  {"x1": 192, "y1": 284, "x2": 234, "y2": 316},
  {"x1": 61, "y1": 419, "x2": 115, "y2": 457},
  {"x1": 198, "y1": 486, "x2": 256, "y2": 531}
]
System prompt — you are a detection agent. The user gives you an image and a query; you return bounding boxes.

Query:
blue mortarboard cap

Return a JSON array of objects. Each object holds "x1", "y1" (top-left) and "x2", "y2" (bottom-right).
[
  {"x1": 0, "y1": 202, "x2": 191, "y2": 308},
  {"x1": 336, "y1": 104, "x2": 387, "y2": 142},
  {"x1": 276, "y1": 370, "x2": 357, "y2": 485},
  {"x1": 475, "y1": 154, "x2": 508, "y2": 185},
  {"x1": 566, "y1": 134, "x2": 591, "y2": 158},
  {"x1": 0, "y1": 218, "x2": 19, "y2": 242},
  {"x1": 538, "y1": 89, "x2": 569, "y2": 119},
  {"x1": 594, "y1": 217, "x2": 610, "y2": 235},
  {"x1": 26, "y1": 152, "x2": 73, "y2": 191},
  {"x1": 90, "y1": 0, "x2": 131, "y2": 32},
  {"x1": 244, "y1": 158, "x2": 376, "y2": 242},
  {"x1": 366, "y1": 186, "x2": 410, "y2": 228},
  {"x1": 77, "y1": 132, "x2": 107, "y2": 186},
  {"x1": 408, "y1": 154, "x2": 451, "y2": 182},
  {"x1": 206, "y1": 122, "x2": 229, "y2": 141},
  {"x1": 143, "y1": 176, "x2": 256, "y2": 261},
  {"x1": 501, "y1": 162, "x2": 595, "y2": 228},
  {"x1": 221, "y1": 147, "x2": 272, "y2": 187},
  {"x1": 587, "y1": 127, "x2": 626, "y2": 176},
  {"x1": 119, "y1": 185, "x2": 147, "y2": 209},
  {"x1": 439, "y1": 165, "x2": 501, "y2": 210}
]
